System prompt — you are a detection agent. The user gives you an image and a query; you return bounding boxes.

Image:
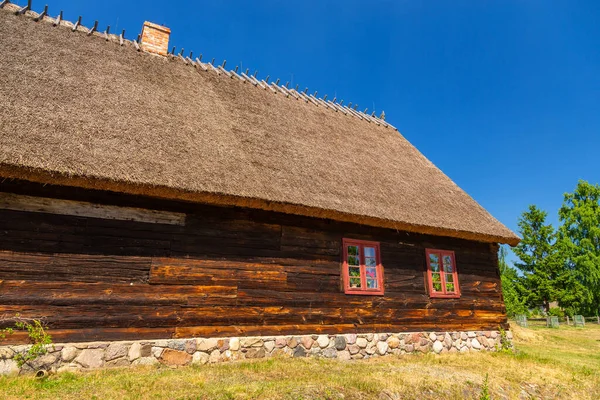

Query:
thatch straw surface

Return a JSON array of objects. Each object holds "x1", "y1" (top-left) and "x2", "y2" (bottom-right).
[{"x1": 0, "y1": 9, "x2": 519, "y2": 245}]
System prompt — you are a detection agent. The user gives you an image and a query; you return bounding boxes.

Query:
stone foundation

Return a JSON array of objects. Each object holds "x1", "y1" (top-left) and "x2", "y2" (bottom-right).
[{"x1": 0, "y1": 330, "x2": 511, "y2": 375}]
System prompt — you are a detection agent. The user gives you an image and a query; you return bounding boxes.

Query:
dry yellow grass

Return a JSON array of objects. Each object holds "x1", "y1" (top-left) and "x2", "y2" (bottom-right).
[{"x1": 0, "y1": 324, "x2": 598, "y2": 399}]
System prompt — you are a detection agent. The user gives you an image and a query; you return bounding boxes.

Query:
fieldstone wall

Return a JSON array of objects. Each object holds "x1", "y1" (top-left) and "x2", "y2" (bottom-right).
[{"x1": 0, "y1": 330, "x2": 511, "y2": 375}]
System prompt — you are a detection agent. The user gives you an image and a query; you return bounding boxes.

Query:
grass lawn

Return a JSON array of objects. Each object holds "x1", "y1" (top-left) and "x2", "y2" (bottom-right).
[{"x1": 0, "y1": 324, "x2": 599, "y2": 399}]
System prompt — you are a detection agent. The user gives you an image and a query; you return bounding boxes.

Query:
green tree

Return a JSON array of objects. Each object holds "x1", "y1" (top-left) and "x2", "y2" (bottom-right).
[
  {"x1": 513, "y1": 205, "x2": 562, "y2": 312},
  {"x1": 558, "y1": 180, "x2": 600, "y2": 316},
  {"x1": 498, "y1": 246, "x2": 527, "y2": 316}
]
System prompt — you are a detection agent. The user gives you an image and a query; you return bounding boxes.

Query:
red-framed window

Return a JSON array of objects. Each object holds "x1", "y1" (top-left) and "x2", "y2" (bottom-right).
[
  {"x1": 342, "y1": 239, "x2": 384, "y2": 295},
  {"x1": 426, "y1": 249, "x2": 460, "y2": 298}
]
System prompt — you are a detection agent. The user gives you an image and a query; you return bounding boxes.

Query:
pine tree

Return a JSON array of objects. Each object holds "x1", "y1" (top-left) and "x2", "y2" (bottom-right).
[
  {"x1": 513, "y1": 205, "x2": 562, "y2": 312},
  {"x1": 558, "y1": 180, "x2": 600, "y2": 316}
]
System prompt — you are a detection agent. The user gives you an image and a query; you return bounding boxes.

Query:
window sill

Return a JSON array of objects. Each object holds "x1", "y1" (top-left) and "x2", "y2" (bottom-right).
[
  {"x1": 344, "y1": 289, "x2": 385, "y2": 296},
  {"x1": 429, "y1": 293, "x2": 461, "y2": 299}
]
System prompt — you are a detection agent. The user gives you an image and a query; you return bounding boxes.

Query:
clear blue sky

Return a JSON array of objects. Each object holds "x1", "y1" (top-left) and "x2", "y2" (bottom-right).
[{"x1": 15, "y1": 1, "x2": 600, "y2": 248}]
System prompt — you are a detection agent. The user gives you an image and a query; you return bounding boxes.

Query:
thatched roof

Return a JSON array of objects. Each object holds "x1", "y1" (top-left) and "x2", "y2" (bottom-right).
[{"x1": 0, "y1": 6, "x2": 519, "y2": 245}]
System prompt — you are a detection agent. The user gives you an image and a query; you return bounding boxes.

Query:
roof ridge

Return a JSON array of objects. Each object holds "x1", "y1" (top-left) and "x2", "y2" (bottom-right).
[{"x1": 1, "y1": 0, "x2": 397, "y2": 130}]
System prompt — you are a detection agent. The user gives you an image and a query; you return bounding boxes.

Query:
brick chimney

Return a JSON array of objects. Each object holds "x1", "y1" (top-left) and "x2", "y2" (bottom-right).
[{"x1": 140, "y1": 21, "x2": 170, "y2": 56}]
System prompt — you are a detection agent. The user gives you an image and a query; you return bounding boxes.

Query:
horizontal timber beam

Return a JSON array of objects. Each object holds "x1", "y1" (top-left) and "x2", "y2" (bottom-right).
[{"x1": 0, "y1": 192, "x2": 186, "y2": 225}]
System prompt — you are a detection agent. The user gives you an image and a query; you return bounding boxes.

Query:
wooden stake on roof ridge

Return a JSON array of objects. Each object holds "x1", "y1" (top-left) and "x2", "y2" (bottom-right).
[
  {"x1": 221, "y1": 60, "x2": 226, "y2": 68},
  {"x1": 178, "y1": 48, "x2": 184, "y2": 56},
  {"x1": 230, "y1": 68, "x2": 245, "y2": 82},
  {"x1": 119, "y1": 29, "x2": 125, "y2": 46},
  {"x1": 104, "y1": 25, "x2": 110, "y2": 41},
  {"x1": 265, "y1": 75, "x2": 270, "y2": 83},
  {"x1": 53, "y1": 10, "x2": 62, "y2": 26},
  {"x1": 331, "y1": 101, "x2": 348, "y2": 115},
  {"x1": 241, "y1": 72, "x2": 256, "y2": 85},
  {"x1": 198, "y1": 54, "x2": 203, "y2": 61},
  {"x1": 346, "y1": 105, "x2": 363, "y2": 120},
  {"x1": 16, "y1": 0, "x2": 30, "y2": 15},
  {"x1": 272, "y1": 82, "x2": 288, "y2": 97},
  {"x1": 256, "y1": 78, "x2": 267, "y2": 89},
  {"x1": 217, "y1": 65, "x2": 232, "y2": 78},
  {"x1": 208, "y1": 62, "x2": 221, "y2": 75},
  {"x1": 189, "y1": 51, "x2": 193, "y2": 59},
  {"x1": 327, "y1": 100, "x2": 341, "y2": 113},
  {"x1": 34, "y1": 4, "x2": 47, "y2": 21},
  {"x1": 305, "y1": 93, "x2": 320, "y2": 106},
  {"x1": 313, "y1": 95, "x2": 331, "y2": 109},
  {"x1": 87, "y1": 20, "x2": 98, "y2": 35},
  {"x1": 195, "y1": 57, "x2": 208, "y2": 71},
  {"x1": 282, "y1": 85, "x2": 299, "y2": 100},
  {"x1": 295, "y1": 88, "x2": 310, "y2": 104},
  {"x1": 262, "y1": 80, "x2": 275, "y2": 92},
  {"x1": 72, "y1": 15, "x2": 81, "y2": 31}
]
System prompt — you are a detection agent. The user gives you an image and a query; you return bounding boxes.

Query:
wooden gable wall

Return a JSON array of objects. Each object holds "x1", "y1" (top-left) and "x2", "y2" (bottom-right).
[{"x1": 0, "y1": 181, "x2": 507, "y2": 344}]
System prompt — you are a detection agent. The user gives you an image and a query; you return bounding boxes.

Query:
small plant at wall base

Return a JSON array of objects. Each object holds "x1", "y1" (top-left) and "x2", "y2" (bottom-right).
[
  {"x1": 496, "y1": 327, "x2": 512, "y2": 354},
  {"x1": 0, "y1": 314, "x2": 54, "y2": 368}
]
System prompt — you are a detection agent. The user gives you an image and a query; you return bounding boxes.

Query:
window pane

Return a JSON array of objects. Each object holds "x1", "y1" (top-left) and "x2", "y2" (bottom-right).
[
  {"x1": 348, "y1": 255, "x2": 359, "y2": 266},
  {"x1": 446, "y1": 273, "x2": 455, "y2": 293},
  {"x1": 442, "y1": 255, "x2": 454, "y2": 273},
  {"x1": 349, "y1": 267, "x2": 361, "y2": 278},
  {"x1": 365, "y1": 257, "x2": 376, "y2": 267},
  {"x1": 348, "y1": 245, "x2": 359, "y2": 256},
  {"x1": 429, "y1": 253, "x2": 440, "y2": 272},
  {"x1": 431, "y1": 273, "x2": 442, "y2": 292},
  {"x1": 364, "y1": 247, "x2": 376, "y2": 258},
  {"x1": 366, "y1": 266, "x2": 377, "y2": 280},
  {"x1": 349, "y1": 278, "x2": 361, "y2": 289},
  {"x1": 367, "y1": 278, "x2": 377, "y2": 289}
]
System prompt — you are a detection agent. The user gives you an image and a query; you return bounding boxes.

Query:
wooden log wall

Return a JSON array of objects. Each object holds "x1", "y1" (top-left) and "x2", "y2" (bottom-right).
[{"x1": 0, "y1": 180, "x2": 507, "y2": 343}]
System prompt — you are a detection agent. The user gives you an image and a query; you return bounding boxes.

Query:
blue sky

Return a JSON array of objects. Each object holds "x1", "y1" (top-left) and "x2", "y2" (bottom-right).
[{"x1": 15, "y1": 1, "x2": 600, "y2": 250}]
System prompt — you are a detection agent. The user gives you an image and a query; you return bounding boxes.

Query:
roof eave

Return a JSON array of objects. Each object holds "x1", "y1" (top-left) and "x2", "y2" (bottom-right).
[{"x1": 0, "y1": 164, "x2": 521, "y2": 246}]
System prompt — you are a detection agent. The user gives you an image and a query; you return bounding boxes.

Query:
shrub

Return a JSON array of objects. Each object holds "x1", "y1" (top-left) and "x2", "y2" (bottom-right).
[
  {"x1": 0, "y1": 314, "x2": 54, "y2": 368},
  {"x1": 548, "y1": 307, "x2": 565, "y2": 318}
]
